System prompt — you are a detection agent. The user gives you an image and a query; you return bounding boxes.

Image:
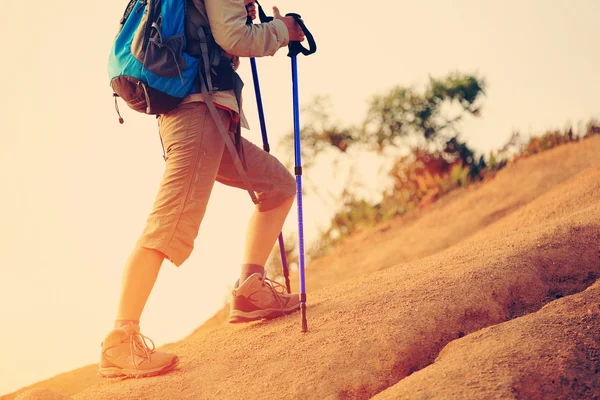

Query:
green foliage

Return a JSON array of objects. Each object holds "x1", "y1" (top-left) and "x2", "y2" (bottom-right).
[
  {"x1": 361, "y1": 72, "x2": 486, "y2": 151},
  {"x1": 523, "y1": 129, "x2": 574, "y2": 156},
  {"x1": 450, "y1": 163, "x2": 470, "y2": 187},
  {"x1": 584, "y1": 119, "x2": 600, "y2": 138},
  {"x1": 513, "y1": 119, "x2": 599, "y2": 159},
  {"x1": 282, "y1": 73, "x2": 486, "y2": 168},
  {"x1": 445, "y1": 137, "x2": 487, "y2": 181},
  {"x1": 488, "y1": 152, "x2": 498, "y2": 170},
  {"x1": 279, "y1": 96, "x2": 355, "y2": 170}
]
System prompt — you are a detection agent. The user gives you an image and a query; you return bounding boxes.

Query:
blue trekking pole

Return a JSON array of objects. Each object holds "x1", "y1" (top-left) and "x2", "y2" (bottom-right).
[
  {"x1": 285, "y1": 13, "x2": 317, "y2": 333},
  {"x1": 246, "y1": 2, "x2": 292, "y2": 294}
]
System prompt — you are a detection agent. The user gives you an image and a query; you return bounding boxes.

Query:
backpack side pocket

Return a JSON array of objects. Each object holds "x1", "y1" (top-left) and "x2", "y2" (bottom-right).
[{"x1": 145, "y1": 33, "x2": 186, "y2": 79}]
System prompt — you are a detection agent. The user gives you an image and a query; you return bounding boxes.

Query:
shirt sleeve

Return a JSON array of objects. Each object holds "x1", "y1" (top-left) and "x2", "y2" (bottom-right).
[{"x1": 204, "y1": 0, "x2": 290, "y2": 57}]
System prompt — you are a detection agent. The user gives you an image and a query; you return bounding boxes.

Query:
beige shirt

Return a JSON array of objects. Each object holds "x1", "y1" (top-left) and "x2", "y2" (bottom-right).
[{"x1": 181, "y1": 0, "x2": 290, "y2": 129}]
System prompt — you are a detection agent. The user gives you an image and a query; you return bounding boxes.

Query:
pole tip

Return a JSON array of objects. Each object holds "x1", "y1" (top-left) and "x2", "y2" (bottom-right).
[{"x1": 301, "y1": 303, "x2": 308, "y2": 332}]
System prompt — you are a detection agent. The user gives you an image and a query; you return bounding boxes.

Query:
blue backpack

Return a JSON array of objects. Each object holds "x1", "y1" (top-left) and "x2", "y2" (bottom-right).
[
  {"x1": 108, "y1": 0, "x2": 197, "y2": 118},
  {"x1": 108, "y1": 0, "x2": 236, "y2": 121}
]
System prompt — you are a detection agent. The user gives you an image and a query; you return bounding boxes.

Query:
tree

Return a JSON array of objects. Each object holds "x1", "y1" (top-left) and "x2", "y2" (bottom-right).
[
  {"x1": 279, "y1": 96, "x2": 355, "y2": 170},
  {"x1": 282, "y1": 72, "x2": 486, "y2": 167},
  {"x1": 361, "y1": 72, "x2": 486, "y2": 152}
]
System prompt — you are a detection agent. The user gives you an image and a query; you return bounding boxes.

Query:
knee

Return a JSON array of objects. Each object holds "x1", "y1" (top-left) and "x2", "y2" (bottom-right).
[
  {"x1": 282, "y1": 169, "x2": 297, "y2": 197},
  {"x1": 257, "y1": 171, "x2": 297, "y2": 212},
  {"x1": 279, "y1": 170, "x2": 297, "y2": 205}
]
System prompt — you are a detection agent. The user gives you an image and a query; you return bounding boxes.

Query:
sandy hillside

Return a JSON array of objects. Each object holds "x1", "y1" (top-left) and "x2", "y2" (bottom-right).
[
  {"x1": 374, "y1": 280, "x2": 600, "y2": 400},
  {"x1": 5, "y1": 136, "x2": 600, "y2": 400}
]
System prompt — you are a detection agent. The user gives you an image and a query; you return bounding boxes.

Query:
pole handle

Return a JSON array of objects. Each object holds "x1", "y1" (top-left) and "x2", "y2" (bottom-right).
[
  {"x1": 256, "y1": 0, "x2": 274, "y2": 23},
  {"x1": 246, "y1": 0, "x2": 273, "y2": 25},
  {"x1": 286, "y1": 13, "x2": 317, "y2": 57},
  {"x1": 247, "y1": 4, "x2": 316, "y2": 57}
]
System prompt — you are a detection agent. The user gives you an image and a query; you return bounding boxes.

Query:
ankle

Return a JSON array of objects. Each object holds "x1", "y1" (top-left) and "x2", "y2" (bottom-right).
[
  {"x1": 114, "y1": 319, "x2": 140, "y2": 329},
  {"x1": 240, "y1": 263, "x2": 264, "y2": 282}
]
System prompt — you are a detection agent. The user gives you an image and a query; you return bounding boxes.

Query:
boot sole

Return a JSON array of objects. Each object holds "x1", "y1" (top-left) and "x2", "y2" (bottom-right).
[
  {"x1": 98, "y1": 356, "x2": 179, "y2": 378},
  {"x1": 229, "y1": 304, "x2": 301, "y2": 323}
]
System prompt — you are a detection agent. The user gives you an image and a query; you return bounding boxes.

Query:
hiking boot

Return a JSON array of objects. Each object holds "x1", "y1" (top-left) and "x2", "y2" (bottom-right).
[
  {"x1": 99, "y1": 323, "x2": 179, "y2": 378},
  {"x1": 229, "y1": 272, "x2": 301, "y2": 323}
]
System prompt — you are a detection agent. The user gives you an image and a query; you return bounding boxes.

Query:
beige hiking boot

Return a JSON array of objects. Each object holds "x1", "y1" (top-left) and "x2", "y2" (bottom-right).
[
  {"x1": 229, "y1": 272, "x2": 301, "y2": 323},
  {"x1": 99, "y1": 324, "x2": 179, "y2": 378}
]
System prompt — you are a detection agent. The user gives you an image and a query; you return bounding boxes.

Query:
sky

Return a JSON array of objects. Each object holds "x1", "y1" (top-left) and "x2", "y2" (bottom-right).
[{"x1": 0, "y1": 0, "x2": 599, "y2": 395}]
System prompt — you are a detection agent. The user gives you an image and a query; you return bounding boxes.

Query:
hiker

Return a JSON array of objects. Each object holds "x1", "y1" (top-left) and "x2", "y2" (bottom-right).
[{"x1": 99, "y1": 0, "x2": 306, "y2": 378}]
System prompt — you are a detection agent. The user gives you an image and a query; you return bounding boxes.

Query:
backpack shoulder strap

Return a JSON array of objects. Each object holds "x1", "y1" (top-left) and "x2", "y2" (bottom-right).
[
  {"x1": 196, "y1": 26, "x2": 215, "y2": 91},
  {"x1": 197, "y1": 70, "x2": 258, "y2": 205}
]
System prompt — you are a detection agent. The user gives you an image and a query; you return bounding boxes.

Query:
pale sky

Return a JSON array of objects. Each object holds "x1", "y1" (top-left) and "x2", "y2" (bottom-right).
[{"x1": 1, "y1": 0, "x2": 598, "y2": 395}]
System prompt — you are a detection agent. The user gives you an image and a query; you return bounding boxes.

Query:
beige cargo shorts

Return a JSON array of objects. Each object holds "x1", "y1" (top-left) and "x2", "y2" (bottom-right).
[{"x1": 136, "y1": 101, "x2": 296, "y2": 266}]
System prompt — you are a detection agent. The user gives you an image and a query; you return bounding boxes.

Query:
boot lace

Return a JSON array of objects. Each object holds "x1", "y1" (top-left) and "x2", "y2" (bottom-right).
[
  {"x1": 129, "y1": 331, "x2": 156, "y2": 368},
  {"x1": 262, "y1": 276, "x2": 288, "y2": 311}
]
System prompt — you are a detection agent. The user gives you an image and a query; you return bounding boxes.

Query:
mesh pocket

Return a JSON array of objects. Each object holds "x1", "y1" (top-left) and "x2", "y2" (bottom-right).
[{"x1": 144, "y1": 34, "x2": 186, "y2": 78}]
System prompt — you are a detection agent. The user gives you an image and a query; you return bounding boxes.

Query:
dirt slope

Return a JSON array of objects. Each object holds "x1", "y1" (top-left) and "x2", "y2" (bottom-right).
[
  {"x1": 374, "y1": 281, "x2": 600, "y2": 400},
  {"x1": 5, "y1": 136, "x2": 600, "y2": 400}
]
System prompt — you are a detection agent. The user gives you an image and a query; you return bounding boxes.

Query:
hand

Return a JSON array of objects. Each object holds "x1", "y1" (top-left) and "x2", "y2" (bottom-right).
[
  {"x1": 244, "y1": 1, "x2": 257, "y2": 21},
  {"x1": 273, "y1": 6, "x2": 305, "y2": 42}
]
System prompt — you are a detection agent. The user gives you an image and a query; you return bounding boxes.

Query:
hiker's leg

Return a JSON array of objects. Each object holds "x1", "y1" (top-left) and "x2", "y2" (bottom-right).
[
  {"x1": 101, "y1": 102, "x2": 230, "y2": 377},
  {"x1": 115, "y1": 247, "x2": 164, "y2": 324},
  {"x1": 243, "y1": 195, "x2": 294, "y2": 266},
  {"x1": 216, "y1": 136, "x2": 296, "y2": 274},
  {"x1": 117, "y1": 101, "x2": 228, "y2": 320},
  {"x1": 136, "y1": 102, "x2": 229, "y2": 267}
]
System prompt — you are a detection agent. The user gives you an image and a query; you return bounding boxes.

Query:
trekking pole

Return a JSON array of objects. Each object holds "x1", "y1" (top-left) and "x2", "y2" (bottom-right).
[
  {"x1": 286, "y1": 13, "x2": 317, "y2": 333},
  {"x1": 246, "y1": 2, "x2": 291, "y2": 294}
]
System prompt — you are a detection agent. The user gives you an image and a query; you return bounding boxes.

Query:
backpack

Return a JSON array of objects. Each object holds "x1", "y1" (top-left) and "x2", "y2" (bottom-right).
[
  {"x1": 108, "y1": 0, "x2": 259, "y2": 204},
  {"x1": 108, "y1": 0, "x2": 235, "y2": 119}
]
